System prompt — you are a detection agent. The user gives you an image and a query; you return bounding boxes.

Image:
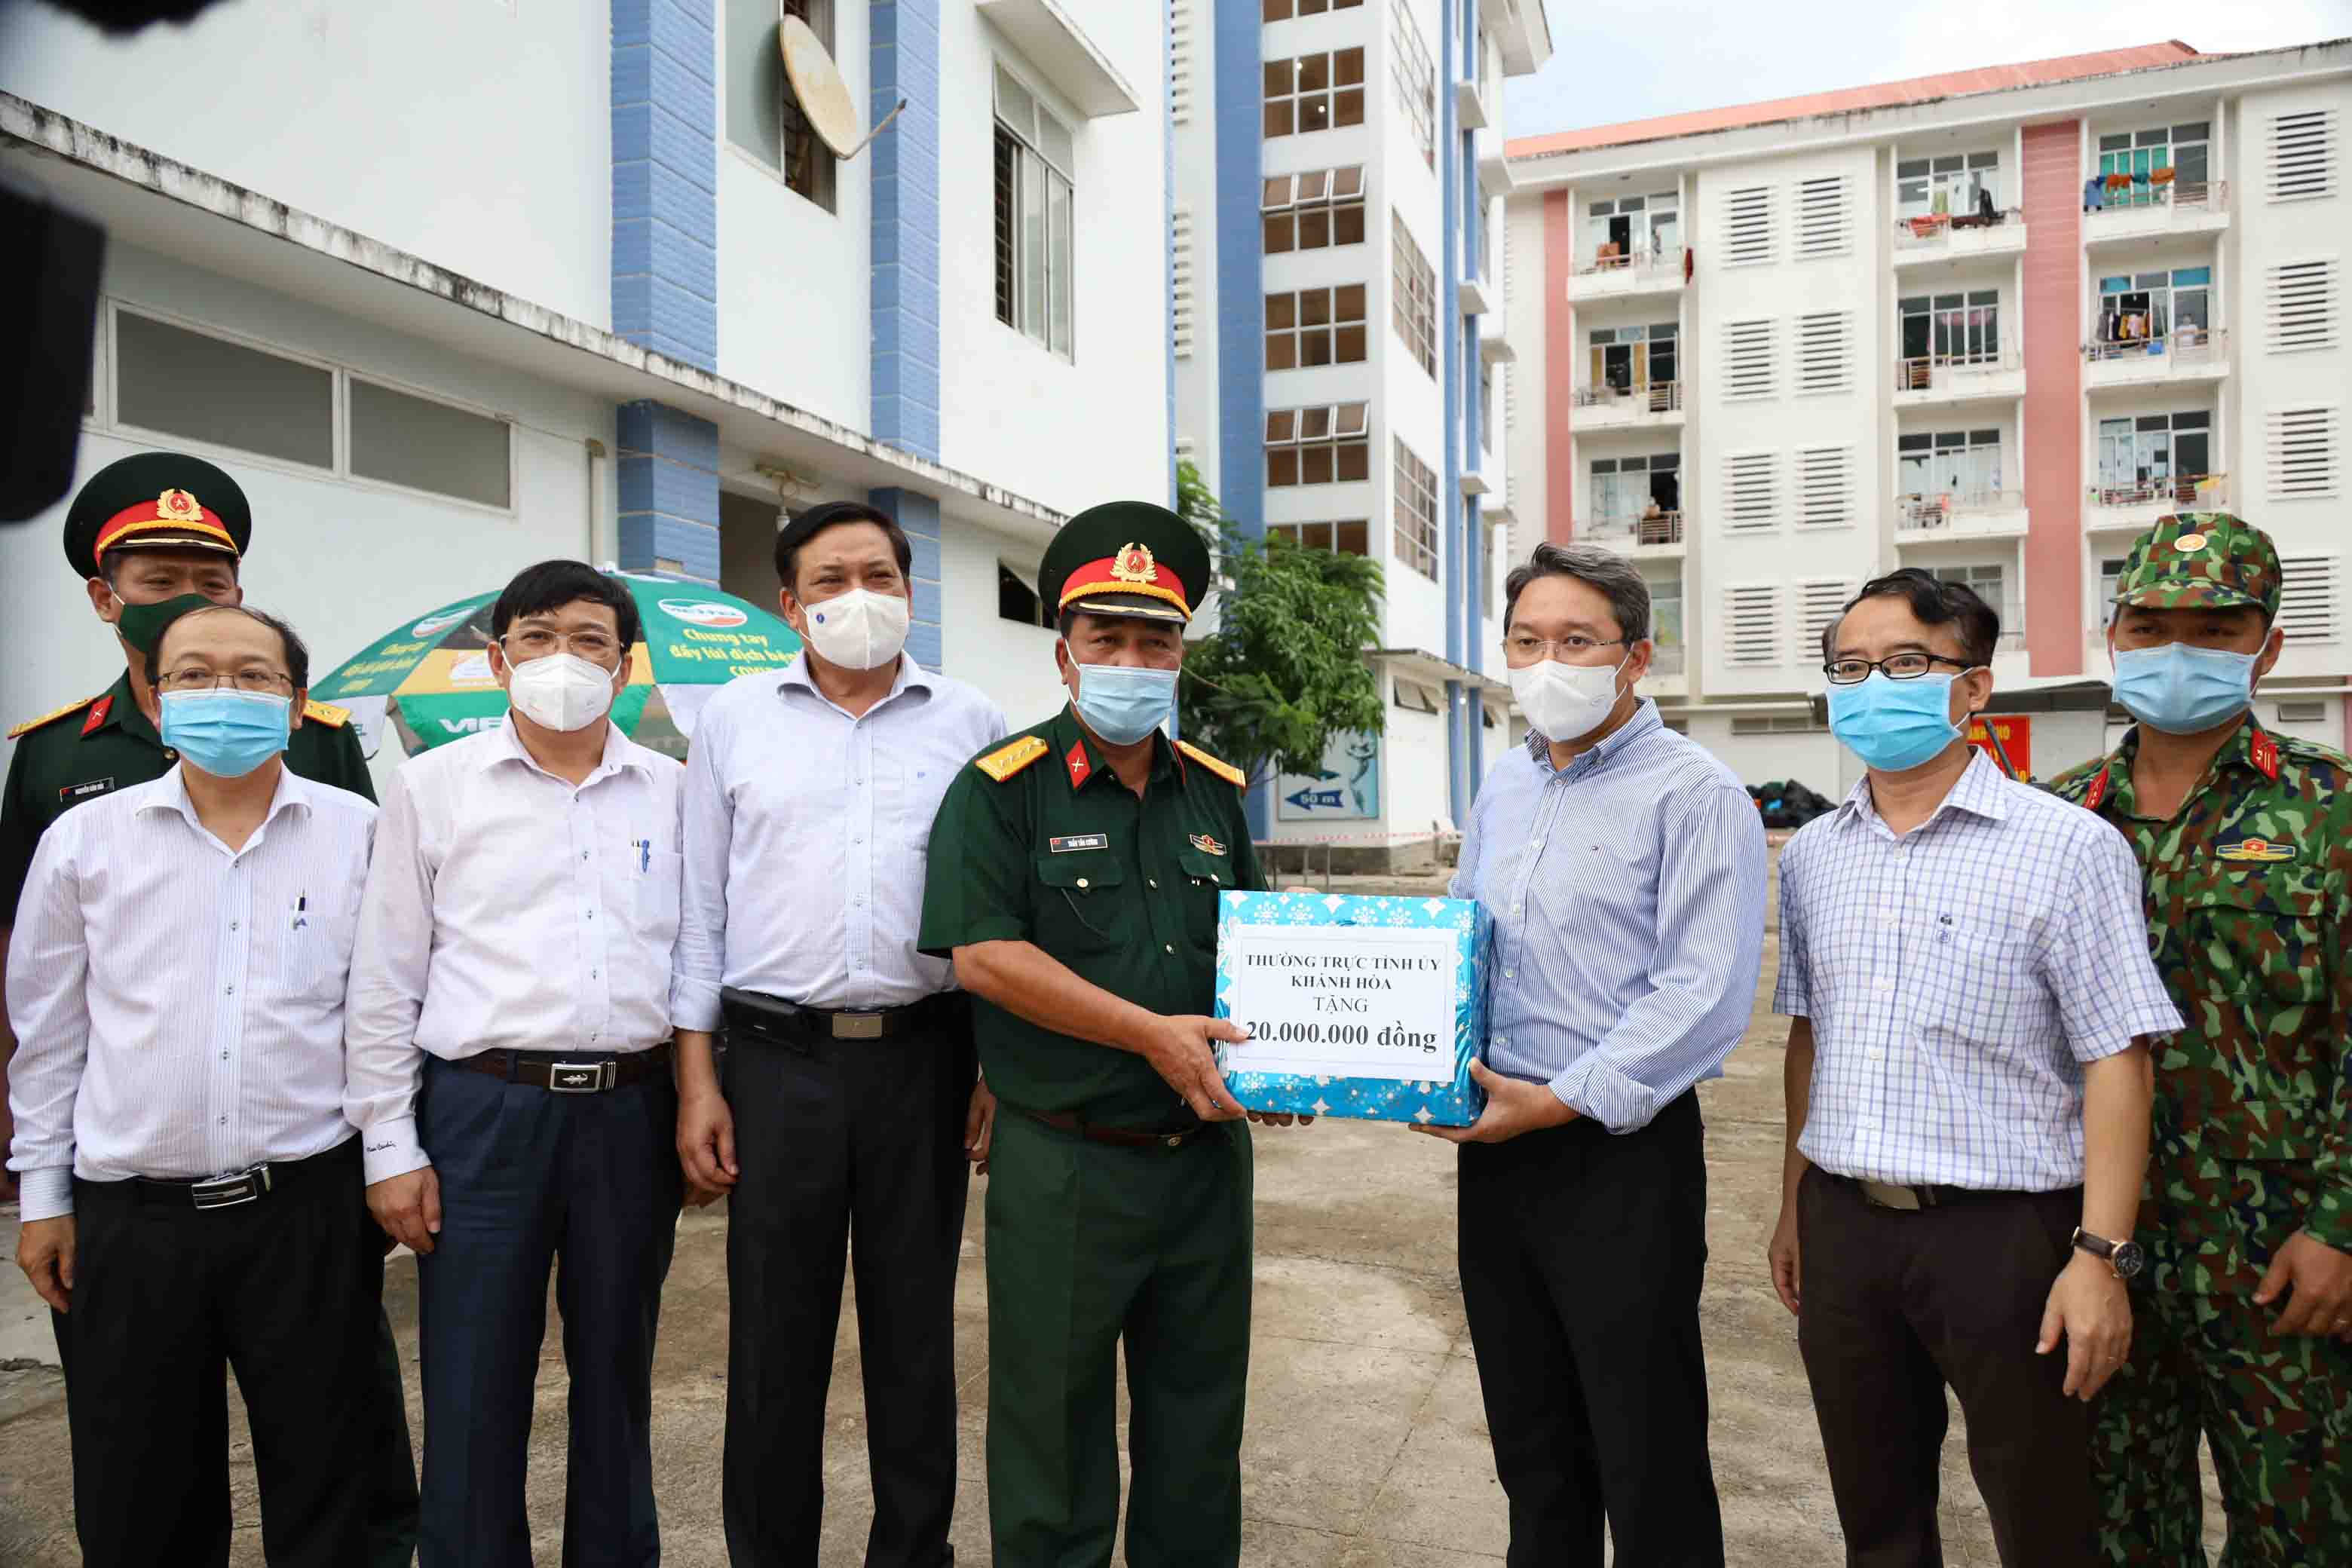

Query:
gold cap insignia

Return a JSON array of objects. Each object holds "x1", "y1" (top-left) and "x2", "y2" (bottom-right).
[
  {"x1": 155, "y1": 488, "x2": 204, "y2": 521},
  {"x1": 1110, "y1": 542, "x2": 1158, "y2": 584},
  {"x1": 2174, "y1": 531, "x2": 2207, "y2": 553}
]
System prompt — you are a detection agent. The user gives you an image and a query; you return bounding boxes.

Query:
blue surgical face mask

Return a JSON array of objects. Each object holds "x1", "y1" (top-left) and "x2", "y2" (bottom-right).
[
  {"x1": 160, "y1": 690, "x2": 292, "y2": 778},
  {"x1": 1067, "y1": 650, "x2": 1179, "y2": 746},
  {"x1": 1827, "y1": 672, "x2": 1968, "y2": 773},
  {"x1": 2112, "y1": 642, "x2": 2257, "y2": 735}
]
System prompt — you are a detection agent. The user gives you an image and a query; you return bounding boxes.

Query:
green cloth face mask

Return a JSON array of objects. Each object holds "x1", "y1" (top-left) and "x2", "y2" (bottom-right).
[{"x1": 114, "y1": 593, "x2": 215, "y2": 657}]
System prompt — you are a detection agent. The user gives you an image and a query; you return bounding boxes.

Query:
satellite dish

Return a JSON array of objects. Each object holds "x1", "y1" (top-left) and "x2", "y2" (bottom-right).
[{"x1": 779, "y1": 10, "x2": 906, "y2": 161}]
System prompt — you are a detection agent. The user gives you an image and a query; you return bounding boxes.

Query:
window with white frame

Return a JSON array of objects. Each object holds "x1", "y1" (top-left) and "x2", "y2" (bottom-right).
[
  {"x1": 1392, "y1": 212, "x2": 1436, "y2": 377},
  {"x1": 994, "y1": 66, "x2": 1076, "y2": 358},
  {"x1": 2097, "y1": 556, "x2": 2129, "y2": 619},
  {"x1": 1263, "y1": 0, "x2": 1365, "y2": 16},
  {"x1": 2096, "y1": 412, "x2": 2213, "y2": 498},
  {"x1": 1263, "y1": 46, "x2": 1365, "y2": 138},
  {"x1": 1266, "y1": 284, "x2": 1367, "y2": 369},
  {"x1": 1900, "y1": 427, "x2": 2005, "y2": 501},
  {"x1": 1931, "y1": 562, "x2": 2014, "y2": 639},
  {"x1": 726, "y1": 0, "x2": 838, "y2": 211},
  {"x1": 1895, "y1": 152, "x2": 2001, "y2": 219},
  {"x1": 2097, "y1": 121, "x2": 2211, "y2": 205},
  {"x1": 1897, "y1": 289, "x2": 2001, "y2": 372},
  {"x1": 1389, "y1": 0, "x2": 1435, "y2": 169},
  {"x1": 112, "y1": 308, "x2": 512, "y2": 510},
  {"x1": 1589, "y1": 452, "x2": 1680, "y2": 525},
  {"x1": 1480, "y1": 362, "x2": 1494, "y2": 455},
  {"x1": 1393, "y1": 437, "x2": 1439, "y2": 579},
  {"x1": 1266, "y1": 402, "x2": 1370, "y2": 485},
  {"x1": 1269, "y1": 519, "x2": 1372, "y2": 556},
  {"x1": 1264, "y1": 167, "x2": 1367, "y2": 253},
  {"x1": 1585, "y1": 191, "x2": 1680, "y2": 267},
  {"x1": 1586, "y1": 321, "x2": 1677, "y2": 397},
  {"x1": 2095, "y1": 266, "x2": 2212, "y2": 346}
]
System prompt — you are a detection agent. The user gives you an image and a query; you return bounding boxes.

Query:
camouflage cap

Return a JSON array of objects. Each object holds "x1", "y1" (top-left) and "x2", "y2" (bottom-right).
[{"x1": 2112, "y1": 512, "x2": 2280, "y2": 619}]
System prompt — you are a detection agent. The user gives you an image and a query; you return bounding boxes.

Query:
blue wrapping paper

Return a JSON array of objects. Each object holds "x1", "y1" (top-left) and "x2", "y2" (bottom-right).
[{"x1": 1212, "y1": 890, "x2": 1491, "y2": 1127}]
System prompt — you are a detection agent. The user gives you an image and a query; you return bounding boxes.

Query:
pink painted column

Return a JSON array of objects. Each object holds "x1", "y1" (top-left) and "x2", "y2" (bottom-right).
[
  {"x1": 1544, "y1": 189, "x2": 1576, "y2": 543},
  {"x1": 2020, "y1": 121, "x2": 2085, "y2": 677}
]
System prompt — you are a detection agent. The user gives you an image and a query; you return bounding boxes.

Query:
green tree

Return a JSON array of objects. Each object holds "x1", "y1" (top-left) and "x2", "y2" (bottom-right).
[{"x1": 1175, "y1": 459, "x2": 1385, "y2": 787}]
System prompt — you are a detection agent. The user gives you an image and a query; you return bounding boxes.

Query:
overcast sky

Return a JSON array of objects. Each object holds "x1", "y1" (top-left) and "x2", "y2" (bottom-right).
[{"x1": 1505, "y1": 0, "x2": 2352, "y2": 139}]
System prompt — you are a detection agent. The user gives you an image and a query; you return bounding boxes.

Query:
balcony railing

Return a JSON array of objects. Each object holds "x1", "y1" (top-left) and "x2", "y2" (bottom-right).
[
  {"x1": 1891, "y1": 209, "x2": 2023, "y2": 250},
  {"x1": 2087, "y1": 178, "x2": 2226, "y2": 215},
  {"x1": 1897, "y1": 490, "x2": 2017, "y2": 530},
  {"x1": 1573, "y1": 380, "x2": 1683, "y2": 413},
  {"x1": 1583, "y1": 510, "x2": 1686, "y2": 547},
  {"x1": 1573, "y1": 245, "x2": 1689, "y2": 283},
  {"x1": 2084, "y1": 326, "x2": 2227, "y2": 366},
  {"x1": 2087, "y1": 473, "x2": 2228, "y2": 510},
  {"x1": 1894, "y1": 350, "x2": 2023, "y2": 392}
]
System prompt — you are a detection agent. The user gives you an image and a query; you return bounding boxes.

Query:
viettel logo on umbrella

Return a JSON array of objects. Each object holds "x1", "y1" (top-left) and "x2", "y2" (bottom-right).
[{"x1": 660, "y1": 599, "x2": 749, "y2": 629}]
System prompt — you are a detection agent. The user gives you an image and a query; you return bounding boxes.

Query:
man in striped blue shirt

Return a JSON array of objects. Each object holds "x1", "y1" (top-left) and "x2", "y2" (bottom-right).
[{"x1": 1417, "y1": 543, "x2": 1766, "y2": 1568}]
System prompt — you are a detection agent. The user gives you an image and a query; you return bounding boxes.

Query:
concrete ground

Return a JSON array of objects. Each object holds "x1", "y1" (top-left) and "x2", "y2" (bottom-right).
[{"x1": 0, "y1": 876, "x2": 2228, "y2": 1565}]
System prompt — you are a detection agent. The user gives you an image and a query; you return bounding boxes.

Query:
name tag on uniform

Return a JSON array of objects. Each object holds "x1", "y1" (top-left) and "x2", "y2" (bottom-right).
[
  {"x1": 1049, "y1": 833, "x2": 1109, "y2": 853},
  {"x1": 60, "y1": 777, "x2": 115, "y2": 803}
]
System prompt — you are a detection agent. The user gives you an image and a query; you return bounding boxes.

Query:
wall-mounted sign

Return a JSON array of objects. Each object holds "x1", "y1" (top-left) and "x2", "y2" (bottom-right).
[{"x1": 1276, "y1": 731, "x2": 1380, "y2": 821}]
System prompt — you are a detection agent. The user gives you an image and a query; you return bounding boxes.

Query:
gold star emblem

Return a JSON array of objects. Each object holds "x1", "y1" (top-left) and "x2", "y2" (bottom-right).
[
  {"x1": 1110, "y1": 542, "x2": 1158, "y2": 584},
  {"x1": 156, "y1": 488, "x2": 203, "y2": 520}
]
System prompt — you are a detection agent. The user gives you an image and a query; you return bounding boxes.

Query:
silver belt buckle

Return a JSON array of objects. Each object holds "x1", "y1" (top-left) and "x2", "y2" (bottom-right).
[
  {"x1": 831, "y1": 1012, "x2": 886, "y2": 1040},
  {"x1": 1858, "y1": 1179, "x2": 1925, "y2": 1211},
  {"x1": 191, "y1": 1164, "x2": 271, "y2": 1209},
  {"x1": 549, "y1": 1060, "x2": 615, "y2": 1093}
]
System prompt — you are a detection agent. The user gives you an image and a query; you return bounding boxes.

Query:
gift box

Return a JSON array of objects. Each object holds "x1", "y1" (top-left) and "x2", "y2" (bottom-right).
[{"x1": 1212, "y1": 890, "x2": 1492, "y2": 1126}]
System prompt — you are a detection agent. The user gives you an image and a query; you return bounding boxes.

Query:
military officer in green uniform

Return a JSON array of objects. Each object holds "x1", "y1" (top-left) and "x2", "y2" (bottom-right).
[
  {"x1": 2046, "y1": 514, "x2": 2351, "y2": 1564},
  {"x1": 0, "y1": 450, "x2": 418, "y2": 1568},
  {"x1": 918, "y1": 501, "x2": 1303, "y2": 1567}
]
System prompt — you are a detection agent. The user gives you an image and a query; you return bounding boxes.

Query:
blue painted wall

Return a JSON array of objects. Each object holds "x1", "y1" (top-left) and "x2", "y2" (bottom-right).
[
  {"x1": 868, "y1": 487, "x2": 943, "y2": 668},
  {"x1": 1438, "y1": 0, "x2": 1472, "y2": 825},
  {"x1": 617, "y1": 400, "x2": 721, "y2": 580},
  {"x1": 611, "y1": 0, "x2": 718, "y2": 369},
  {"x1": 1213, "y1": 0, "x2": 1273, "y2": 838},
  {"x1": 871, "y1": 0, "x2": 943, "y2": 460}
]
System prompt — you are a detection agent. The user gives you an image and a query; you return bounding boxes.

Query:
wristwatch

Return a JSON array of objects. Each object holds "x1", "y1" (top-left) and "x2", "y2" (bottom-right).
[{"x1": 2072, "y1": 1227, "x2": 2145, "y2": 1282}]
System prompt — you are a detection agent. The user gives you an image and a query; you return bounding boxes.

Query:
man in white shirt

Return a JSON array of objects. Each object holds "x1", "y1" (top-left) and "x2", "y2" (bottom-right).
[
  {"x1": 9, "y1": 602, "x2": 392, "y2": 1568},
  {"x1": 671, "y1": 501, "x2": 1005, "y2": 1567},
  {"x1": 346, "y1": 562, "x2": 687, "y2": 1568}
]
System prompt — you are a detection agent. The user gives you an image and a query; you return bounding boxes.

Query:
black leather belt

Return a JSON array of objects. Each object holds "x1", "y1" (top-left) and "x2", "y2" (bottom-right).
[
  {"x1": 112, "y1": 1137, "x2": 357, "y2": 1210},
  {"x1": 454, "y1": 1041, "x2": 674, "y2": 1092},
  {"x1": 722, "y1": 987, "x2": 967, "y2": 1045},
  {"x1": 1833, "y1": 1172, "x2": 2036, "y2": 1211},
  {"x1": 1007, "y1": 1103, "x2": 1212, "y2": 1150}
]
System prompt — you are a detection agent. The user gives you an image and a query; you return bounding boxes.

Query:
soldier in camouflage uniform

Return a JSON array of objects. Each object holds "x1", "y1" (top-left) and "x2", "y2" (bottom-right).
[{"x1": 2047, "y1": 513, "x2": 2352, "y2": 1565}]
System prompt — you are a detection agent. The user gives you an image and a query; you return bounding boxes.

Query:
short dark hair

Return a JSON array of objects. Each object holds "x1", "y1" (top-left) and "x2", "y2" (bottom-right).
[
  {"x1": 1503, "y1": 542, "x2": 1652, "y2": 642},
  {"x1": 142, "y1": 602, "x2": 311, "y2": 692},
  {"x1": 1826, "y1": 568, "x2": 1999, "y2": 667},
  {"x1": 491, "y1": 560, "x2": 642, "y2": 648},
  {"x1": 773, "y1": 501, "x2": 913, "y2": 593}
]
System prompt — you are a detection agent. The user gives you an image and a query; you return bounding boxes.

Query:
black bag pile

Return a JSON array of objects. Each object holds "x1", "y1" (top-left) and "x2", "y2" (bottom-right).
[{"x1": 1747, "y1": 779, "x2": 1834, "y2": 830}]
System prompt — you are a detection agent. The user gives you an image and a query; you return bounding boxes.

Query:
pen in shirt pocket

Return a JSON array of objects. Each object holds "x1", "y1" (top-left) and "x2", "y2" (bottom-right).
[
  {"x1": 635, "y1": 839, "x2": 651, "y2": 874},
  {"x1": 292, "y1": 893, "x2": 308, "y2": 932}
]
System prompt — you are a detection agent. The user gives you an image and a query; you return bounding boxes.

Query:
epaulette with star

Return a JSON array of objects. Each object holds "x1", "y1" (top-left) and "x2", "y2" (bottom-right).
[
  {"x1": 8, "y1": 696, "x2": 102, "y2": 740},
  {"x1": 974, "y1": 735, "x2": 1049, "y2": 782},
  {"x1": 302, "y1": 698, "x2": 352, "y2": 728},
  {"x1": 1176, "y1": 740, "x2": 1245, "y2": 789}
]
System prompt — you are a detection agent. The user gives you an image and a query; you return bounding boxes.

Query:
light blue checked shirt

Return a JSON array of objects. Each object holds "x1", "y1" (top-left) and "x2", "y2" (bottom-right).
[
  {"x1": 1775, "y1": 751, "x2": 2182, "y2": 1191},
  {"x1": 1451, "y1": 700, "x2": 1768, "y2": 1132}
]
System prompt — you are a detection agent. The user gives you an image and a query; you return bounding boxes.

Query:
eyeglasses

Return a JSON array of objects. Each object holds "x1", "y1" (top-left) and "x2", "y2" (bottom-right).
[
  {"x1": 1823, "y1": 654, "x2": 1975, "y2": 684},
  {"x1": 157, "y1": 669, "x2": 296, "y2": 696},
  {"x1": 503, "y1": 628, "x2": 621, "y2": 664},
  {"x1": 1503, "y1": 633, "x2": 1628, "y2": 663}
]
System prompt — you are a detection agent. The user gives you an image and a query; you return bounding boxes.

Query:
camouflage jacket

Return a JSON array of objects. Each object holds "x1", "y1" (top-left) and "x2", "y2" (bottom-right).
[{"x1": 2046, "y1": 719, "x2": 2352, "y2": 1253}]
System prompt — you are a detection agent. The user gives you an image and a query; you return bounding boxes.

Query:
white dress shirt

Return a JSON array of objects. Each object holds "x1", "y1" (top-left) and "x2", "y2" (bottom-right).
[
  {"x1": 1775, "y1": 751, "x2": 2182, "y2": 1190},
  {"x1": 344, "y1": 717, "x2": 684, "y2": 1184},
  {"x1": 671, "y1": 656, "x2": 1006, "y2": 1028},
  {"x1": 8, "y1": 767, "x2": 376, "y2": 1221}
]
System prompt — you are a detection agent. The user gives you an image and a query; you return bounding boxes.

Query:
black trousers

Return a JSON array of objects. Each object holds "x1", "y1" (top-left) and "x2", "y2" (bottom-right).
[
  {"x1": 414, "y1": 1055, "x2": 684, "y2": 1568},
  {"x1": 1457, "y1": 1092, "x2": 1724, "y2": 1568},
  {"x1": 1796, "y1": 1166, "x2": 2096, "y2": 1568},
  {"x1": 721, "y1": 1010, "x2": 977, "y2": 1568},
  {"x1": 54, "y1": 1136, "x2": 390, "y2": 1568}
]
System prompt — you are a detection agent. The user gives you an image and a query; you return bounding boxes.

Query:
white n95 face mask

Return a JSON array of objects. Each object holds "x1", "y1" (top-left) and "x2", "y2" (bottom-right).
[
  {"x1": 506, "y1": 651, "x2": 617, "y2": 732},
  {"x1": 802, "y1": 588, "x2": 911, "y2": 671},
  {"x1": 1508, "y1": 655, "x2": 1627, "y2": 743}
]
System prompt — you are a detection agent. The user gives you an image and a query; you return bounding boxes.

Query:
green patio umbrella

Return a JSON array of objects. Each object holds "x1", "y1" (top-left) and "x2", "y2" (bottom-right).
[{"x1": 315, "y1": 572, "x2": 801, "y2": 761}]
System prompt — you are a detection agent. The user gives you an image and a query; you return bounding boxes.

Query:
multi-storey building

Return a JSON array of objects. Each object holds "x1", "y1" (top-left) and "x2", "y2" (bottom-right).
[
  {"x1": 1172, "y1": 0, "x2": 1551, "y2": 864},
  {"x1": 1, "y1": 0, "x2": 1170, "y2": 788},
  {"x1": 1504, "y1": 38, "x2": 2352, "y2": 793}
]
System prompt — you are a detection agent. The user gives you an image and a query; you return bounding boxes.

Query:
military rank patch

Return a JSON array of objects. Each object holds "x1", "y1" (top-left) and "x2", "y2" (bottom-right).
[
  {"x1": 1189, "y1": 833, "x2": 1228, "y2": 856},
  {"x1": 974, "y1": 735, "x2": 1049, "y2": 782},
  {"x1": 2214, "y1": 837, "x2": 2295, "y2": 863},
  {"x1": 1050, "y1": 833, "x2": 1109, "y2": 853}
]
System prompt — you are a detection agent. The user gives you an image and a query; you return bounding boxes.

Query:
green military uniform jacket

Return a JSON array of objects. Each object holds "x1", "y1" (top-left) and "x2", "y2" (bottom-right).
[
  {"x1": 2, "y1": 671, "x2": 375, "y2": 917},
  {"x1": 918, "y1": 707, "x2": 1264, "y2": 1129},
  {"x1": 2046, "y1": 718, "x2": 2352, "y2": 1255}
]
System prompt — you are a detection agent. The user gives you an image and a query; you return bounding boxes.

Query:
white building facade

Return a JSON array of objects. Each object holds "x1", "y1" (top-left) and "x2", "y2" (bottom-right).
[
  {"x1": 1, "y1": 0, "x2": 1172, "y2": 789},
  {"x1": 1505, "y1": 40, "x2": 2352, "y2": 792},
  {"x1": 1172, "y1": 0, "x2": 1550, "y2": 865}
]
